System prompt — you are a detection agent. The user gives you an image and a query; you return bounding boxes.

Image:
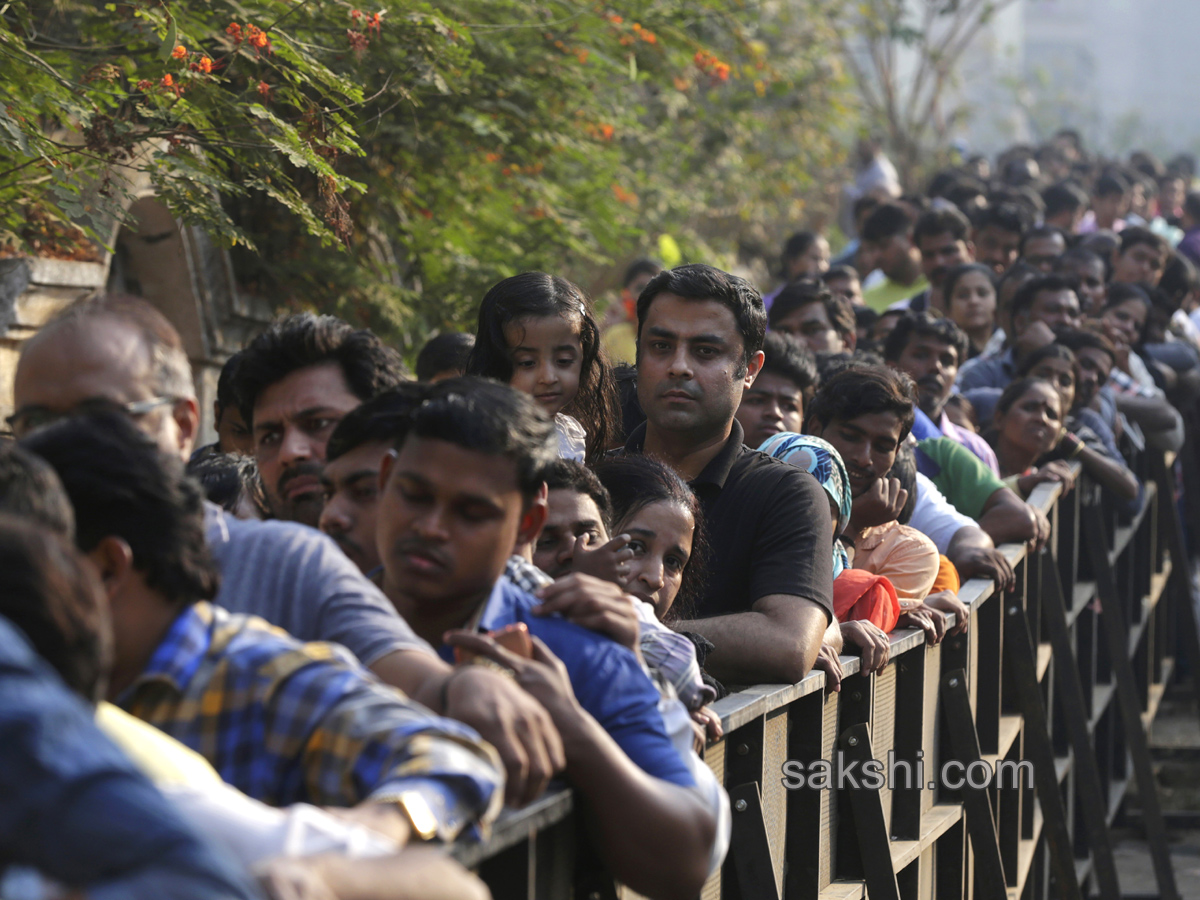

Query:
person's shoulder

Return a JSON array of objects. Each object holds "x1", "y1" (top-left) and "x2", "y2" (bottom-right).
[
  {"x1": 731, "y1": 449, "x2": 825, "y2": 498},
  {"x1": 492, "y1": 581, "x2": 645, "y2": 674}
]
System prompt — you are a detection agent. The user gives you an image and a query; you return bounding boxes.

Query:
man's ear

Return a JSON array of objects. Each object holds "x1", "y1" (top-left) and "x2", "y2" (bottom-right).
[
  {"x1": 86, "y1": 536, "x2": 135, "y2": 602},
  {"x1": 378, "y1": 448, "x2": 399, "y2": 492},
  {"x1": 518, "y1": 482, "x2": 549, "y2": 547},
  {"x1": 173, "y1": 397, "x2": 201, "y2": 461},
  {"x1": 744, "y1": 349, "x2": 766, "y2": 388},
  {"x1": 964, "y1": 240, "x2": 977, "y2": 262},
  {"x1": 844, "y1": 329, "x2": 858, "y2": 352}
]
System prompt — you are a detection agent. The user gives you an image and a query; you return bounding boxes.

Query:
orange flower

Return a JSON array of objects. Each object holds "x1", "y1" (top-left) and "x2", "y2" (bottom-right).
[
  {"x1": 136, "y1": 79, "x2": 153, "y2": 92},
  {"x1": 641, "y1": 30, "x2": 657, "y2": 44},
  {"x1": 161, "y1": 73, "x2": 174, "y2": 86},
  {"x1": 367, "y1": 12, "x2": 383, "y2": 35},
  {"x1": 632, "y1": 22, "x2": 641, "y2": 31},
  {"x1": 608, "y1": 14, "x2": 623, "y2": 24},
  {"x1": 197, "y1": 56, "x2": 213, "y2": 74},
  {"x1": 611, "y1": 183, "x2": 639, "y2": 206},
  {"x1": 485, "y1": 152, "x2": 501, "y2": 163},
  {"x1": 257, "y1": 81, "x2": 271, "y2": 99},
  {"x1": 226, "y1": 22, "x2": 242, "y2": 41},
  {"x1": 171, "y1": 44, "x2": 187, "y2": 59},
  {"x1": 350, "y1": 8, "x2": 363, "y2": 19},
  {"x1": 600, "y1": 123, "x2": 614, "y2": 140},
  {"x1": 246, "y1": 24, "x2": 270, "y2": 51},
  {"x1": 714, "y1": 62, "x2": 730, "y2": 81},
  {"x1": 574, "y1": 48, "x2": 589, "y2": 64},
  {"x1": 501, "y1": 167, "x2": 512, "y2": 176}
]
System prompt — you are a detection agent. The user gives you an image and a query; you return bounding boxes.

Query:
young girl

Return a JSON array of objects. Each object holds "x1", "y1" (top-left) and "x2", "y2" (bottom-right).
[
  {"x1": 943, "y1": 264, "x2": 998, "y2": 358},
  {"x1": 468, "y1": 272, "x2": 620, "y2": 464}
]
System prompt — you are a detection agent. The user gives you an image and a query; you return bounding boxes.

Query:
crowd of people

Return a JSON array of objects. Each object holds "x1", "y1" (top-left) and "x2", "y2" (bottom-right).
[{"x1": 6, "y1": 129, "x2": 1200, "y2": 899}]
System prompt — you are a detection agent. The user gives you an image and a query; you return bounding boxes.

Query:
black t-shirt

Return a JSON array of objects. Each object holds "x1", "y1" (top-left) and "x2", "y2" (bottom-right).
[{"x1": 621, "y1": 420, "x2": 833, "y2": 622}]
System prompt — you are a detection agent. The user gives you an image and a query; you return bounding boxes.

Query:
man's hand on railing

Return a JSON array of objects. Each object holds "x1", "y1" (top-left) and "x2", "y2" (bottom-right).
[
  {"x1": 1030, "y1": 505, "x2": 1052, "y2": 551},
  {"x1": 950, "y1": 543, "x2": 1016, "y2": 593},
  {"x1": 896, "y1": 606, "x2": 945, "y2": 645},
  {"x1": 812, "y1": 642, "x2": 846, "y2": 692},
  {"x1": 922, "y1": 590, "x2": 969, "y2": 636},
  {"x1": 841, "y1": 620, "x2": 890, "y2": 674}
]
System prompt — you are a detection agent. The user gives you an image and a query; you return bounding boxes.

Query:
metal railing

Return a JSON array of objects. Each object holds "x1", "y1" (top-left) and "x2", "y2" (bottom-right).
[{"x1": 455, "y1": 452, "x2": 1193, "y2": 900}]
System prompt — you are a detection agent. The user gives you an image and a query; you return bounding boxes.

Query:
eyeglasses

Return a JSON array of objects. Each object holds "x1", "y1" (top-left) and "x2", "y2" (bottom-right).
[{"x1": 6, "y1": 396, "x2": 177, "y2": 438}]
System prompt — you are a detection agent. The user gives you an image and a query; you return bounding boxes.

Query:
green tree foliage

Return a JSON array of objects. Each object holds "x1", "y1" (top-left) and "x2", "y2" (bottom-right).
[{"x1": 0, "y1": 0, "x2": 854, "y2": 350}]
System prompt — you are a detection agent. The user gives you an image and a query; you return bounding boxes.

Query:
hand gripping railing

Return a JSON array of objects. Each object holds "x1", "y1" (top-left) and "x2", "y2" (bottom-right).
[{"x1": 453, "y1": 455, "x2": 1193, "y2": 900}]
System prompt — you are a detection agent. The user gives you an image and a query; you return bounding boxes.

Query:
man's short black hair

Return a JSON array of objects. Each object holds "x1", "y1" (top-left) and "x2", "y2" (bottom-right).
[
  {"x1": 971, "y1": 202, "x2": 1031, "y2": 236},
  {"x1": 415, "y1": 332, "x2": 474, "y2": 383},
  {"x1": 215, "y1": 350, "x2": 245, "y2": 420},
  {"x1": 623, "y1": 257, "x2": 662, "y2": 289},
  {"x1": 882, "y1": 312, "x2": 969, "y2": 366},
  {"x1": 1159, "y1": 253, "x2": 1198, "y2": 307},
  {"x1": 234, "y1": 313, "x2": 407, "y2": 425},
  {"x1": 1010, "y1": 274, "x2": 1077, "y2": 321},
  {"x1": 0, "y1": 442, "x2": 75, "y2": 541},
  {"x1": 1019, "y1": 226, "x2": 1067, "y2": 256},
  {"x1": 1117, "y1": 226, "x2": 1168, "y2": 258},
  {"x1": 403, "y1": 377, "x2": 557, "y2": 499},
  {"x1": 326, "y1": 383, "x2": 431, "y2": 462},
  {"x1": 1094, "y1": 171, "x2": 1129, "y2": 198},
  {"x1": 825, "y1": 264, "x2": 860, "y2": 283},
  {"x1": 543, "y1": 460, "x2": 613, "y2": 533},
  {"x1": 22, "y1": 413, "x2": 219, "y2": 609},
  {"x1": 860, "y1": 203, "x2": 915, "y2": 244},
  {"x1": 769, "y1": 280, "x2": 855, "y2": 342},
  {"x1": 1041, "y1": 181, "x2": 1089, "y2": 219},
  {"x1": 0, "y1": 516, "x2": 110, "y2": 701},
  {"x1": 185, "y1": 449, "x2": 268, "y2": 518},
  {"x1": 637, "y1": 264, "x2": 766, "y2": 375},
  {"x1": 913, "y1": 206, "x2": 970, "y2": 247},
  {"x1": 804, "y1": 364, "x2": 917, "y2": 441},
  {"x1": 760, "y1": 332, "x2": 819, "y2": 399}
]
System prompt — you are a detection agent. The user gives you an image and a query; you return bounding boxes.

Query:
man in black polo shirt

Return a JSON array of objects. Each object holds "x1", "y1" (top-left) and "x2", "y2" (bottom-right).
[{"x1": 622, "y1": 264, "x2": 832, "y2": 686}]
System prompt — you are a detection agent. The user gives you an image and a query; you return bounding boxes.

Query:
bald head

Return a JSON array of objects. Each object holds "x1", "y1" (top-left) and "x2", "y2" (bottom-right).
[{"x1": 13, "y1": 296, "x2": 200, "y2": 460}]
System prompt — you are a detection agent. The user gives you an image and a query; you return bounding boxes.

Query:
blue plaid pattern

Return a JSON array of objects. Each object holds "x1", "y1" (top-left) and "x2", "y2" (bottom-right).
[{"x1": 120, "y1": 602, "x2": 503, "y2": 840}]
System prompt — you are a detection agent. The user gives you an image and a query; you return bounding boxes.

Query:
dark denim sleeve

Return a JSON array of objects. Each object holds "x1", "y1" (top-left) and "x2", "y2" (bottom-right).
[{"x1": 0, "y1": 619, "x2": 260, "y2": 900}]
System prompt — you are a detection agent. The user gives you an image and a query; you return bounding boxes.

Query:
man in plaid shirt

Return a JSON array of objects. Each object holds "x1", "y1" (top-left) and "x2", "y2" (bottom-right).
[{"x1": 24, "y1": 412, "x2": 503, "y2": 843}]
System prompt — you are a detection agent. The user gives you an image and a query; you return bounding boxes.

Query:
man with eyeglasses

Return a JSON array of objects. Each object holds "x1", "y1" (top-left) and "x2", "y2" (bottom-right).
[{"x1": 11, "y1": 293, "x2": 568, "y2": 810}]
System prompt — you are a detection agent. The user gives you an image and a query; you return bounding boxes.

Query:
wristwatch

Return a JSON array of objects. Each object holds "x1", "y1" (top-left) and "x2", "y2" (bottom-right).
[{"x1": 378, "y1": 790, "x2": 440, "y2": 842}]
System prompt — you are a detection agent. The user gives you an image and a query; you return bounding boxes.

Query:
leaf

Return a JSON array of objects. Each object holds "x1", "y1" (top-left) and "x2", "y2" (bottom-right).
[{"x1": 158, "y1": 16, "x2": 177, "y2": 60}]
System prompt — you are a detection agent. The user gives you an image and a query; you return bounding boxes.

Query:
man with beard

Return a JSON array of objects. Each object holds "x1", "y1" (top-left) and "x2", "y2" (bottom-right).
[
  {"x1": 232, "y1": 313, "x2": 406, "y2": 527},
  {"x1": 901, "y1": 207, "x2": 975, "y2": 313},
  {"x1": 11, "y1": 295, "x2": 566, "y2": 811},
  {"x1": 621, "y1": 264, "x2": 833, "y2": 685}
]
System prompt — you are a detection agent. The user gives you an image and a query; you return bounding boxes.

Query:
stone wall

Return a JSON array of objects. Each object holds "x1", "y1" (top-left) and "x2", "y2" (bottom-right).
[{"x1": 2, "y1": 199, "x2": 275, "y2": 443}]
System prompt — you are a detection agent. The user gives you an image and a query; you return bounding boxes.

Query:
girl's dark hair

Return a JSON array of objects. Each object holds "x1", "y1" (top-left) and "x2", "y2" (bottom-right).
[
  {"x1": 593, "y1": 455, "x2": 706, "y2": 623},
  {"x1": 0, "y1": 515, "x2": 111, "y2": 701},
  {"x1": 467, "y1": 272, "x2": 620, "y2": 465}
]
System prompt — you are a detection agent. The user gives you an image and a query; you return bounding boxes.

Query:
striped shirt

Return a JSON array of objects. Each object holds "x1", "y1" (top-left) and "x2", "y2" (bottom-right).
[{"x1": 119, "y1": 602, "x2": 502, "y2": 840}]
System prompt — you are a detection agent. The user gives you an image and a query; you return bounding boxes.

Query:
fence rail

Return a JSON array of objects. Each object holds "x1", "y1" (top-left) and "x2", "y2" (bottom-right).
[{"x1": 454, "y1": 451, "x2": 1194, "y2": 900}]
